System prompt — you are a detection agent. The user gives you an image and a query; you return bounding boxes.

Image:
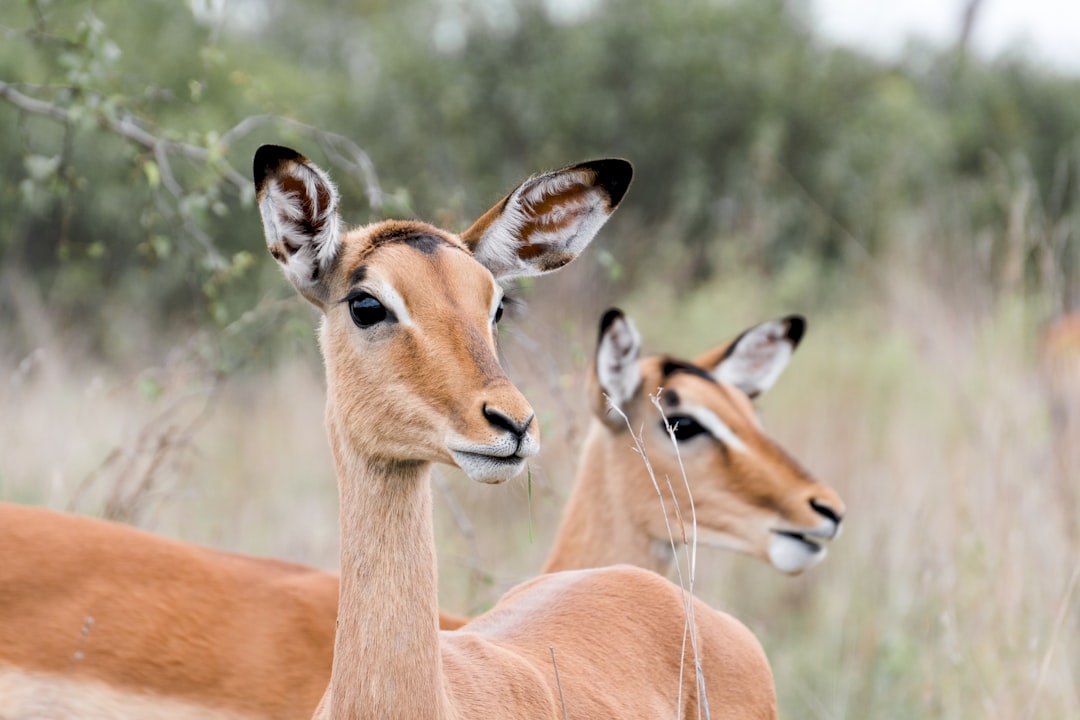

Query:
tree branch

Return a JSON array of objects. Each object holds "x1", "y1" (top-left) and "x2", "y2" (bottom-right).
[{"x1": 1, "y1": 82, "x2": 384, "y2": 209}]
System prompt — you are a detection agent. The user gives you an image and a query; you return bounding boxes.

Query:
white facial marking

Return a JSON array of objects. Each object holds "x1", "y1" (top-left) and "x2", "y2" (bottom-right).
[
  {"x1": 597, "y1": 314, "x2": 642, "y2": 411},
  {"x1": 714, "y1": 319, "x2": 793, "y2": 396},
  {"x1": 677, "y1": 404, "x2": 748, "y2": 453},
  {"x1": 768, "y1": 532, "x2": 827, "y2": 574},
  {"x1": 370, "y1": 279, "x2": 414, "y2": 328}
]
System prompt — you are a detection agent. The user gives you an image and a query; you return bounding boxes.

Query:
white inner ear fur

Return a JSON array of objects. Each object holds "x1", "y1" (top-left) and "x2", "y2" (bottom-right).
[
  {"x1": 596, "y1": 315, "x2": 642, "y2": 411},
  {"x1": 713, "y1": 320, "x2": 794, "y2": 396},
  {"x1": 473, "y1": 169, "x2": 609, "y2": 280},
  {"x1": 258, "y1": 165, "x2": 341, "y2": 291},
  {"x1": 676, "y1": 404, "x2": 748, "y2": 453}
]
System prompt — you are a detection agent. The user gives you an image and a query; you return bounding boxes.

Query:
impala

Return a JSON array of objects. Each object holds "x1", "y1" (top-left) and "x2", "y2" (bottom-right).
[
  {"x1": 545, "y1": 308, "x2": 845, "y2": 575},
  {"x1": 248, "y1": 145, "x2": 776, "y2": 718}
]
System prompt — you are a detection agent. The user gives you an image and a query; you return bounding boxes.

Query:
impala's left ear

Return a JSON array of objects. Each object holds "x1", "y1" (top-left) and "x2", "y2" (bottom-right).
[
  {"x1": 589, "y1": 308, "x2": 643, "y2": 425},
  {"x1": 693, "y1": 315, "x2": 806, "y2": 399},
  {"x1": 460, "y1": 159, "x2": 632, "y2": 280},
  {"x1": 253, "y1": 144, "x2": 342, "y2": 308}
]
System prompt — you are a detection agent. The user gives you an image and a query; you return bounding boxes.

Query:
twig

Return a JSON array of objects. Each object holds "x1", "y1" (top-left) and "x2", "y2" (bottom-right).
[
  {"x1": 1026, "y1": 559, "x2": 1080, "y2": 720},
  {"x1": 606, "y1": 394, "x2": 711, "y2": 719},
  {"x1": 550, "y1": 646, "x2": 569, "y2": 720},
  {"x1": 652, "y1": 393, "x2": 710, "y2": 720},
  {"x1": 216, "y1": 113, "x2": 384, "y2": 210},
  {"x1": 0, "y1": 80, "x2": 247, "y2": 192}
]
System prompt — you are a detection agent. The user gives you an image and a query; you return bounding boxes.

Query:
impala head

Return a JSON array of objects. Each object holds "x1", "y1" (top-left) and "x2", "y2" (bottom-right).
[
  {"x1": 591, "y1": 309, "x2": 845, "y2": 574},
  {"x1": 254, "y1": 145, "x2": 631, "y2": 483}
]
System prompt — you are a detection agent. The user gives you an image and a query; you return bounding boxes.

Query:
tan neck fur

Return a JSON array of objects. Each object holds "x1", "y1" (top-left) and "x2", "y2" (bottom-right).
[{"x1": 326, "y1": 412, "x2": 451, "y2": 720}]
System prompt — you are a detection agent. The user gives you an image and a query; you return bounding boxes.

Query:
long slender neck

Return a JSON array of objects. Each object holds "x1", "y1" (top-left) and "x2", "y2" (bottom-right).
[
  {"x1": 542, "y1": 420, "x2": 673, "y2": 576},
  {"x1": 326, "y1": 414, "x2": 451, "y2": 720}
]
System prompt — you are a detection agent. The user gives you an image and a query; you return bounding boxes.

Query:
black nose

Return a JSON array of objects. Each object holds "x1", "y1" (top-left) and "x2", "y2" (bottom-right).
[
  {"x1": 809, "y1": 498, "x2": 843, "y2": 524},
  {"x1": 483, "y1": 405, "x2": 533, "y2": 438}
]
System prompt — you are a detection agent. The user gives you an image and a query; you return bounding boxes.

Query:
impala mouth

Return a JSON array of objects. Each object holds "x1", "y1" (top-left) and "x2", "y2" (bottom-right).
[
  {"x1": 449, "y1": 449, "x2": 528, "y2": 484},
  {"x1": 768, "y1": 529, "x2": 828, "y2": 574},
  {"x1": 772, "y1": 530, "x2": 823, "y2": 551}
]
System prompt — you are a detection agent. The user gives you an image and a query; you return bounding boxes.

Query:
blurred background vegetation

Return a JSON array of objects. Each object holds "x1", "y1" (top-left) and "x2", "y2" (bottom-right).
[{"x1": 1, "y1": 0, "x2": 1078, "y2": 717}]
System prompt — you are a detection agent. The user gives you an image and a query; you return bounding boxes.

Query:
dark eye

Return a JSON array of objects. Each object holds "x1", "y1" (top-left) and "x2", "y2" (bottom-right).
[
  {"x1": 494, "y1": 298, "x2": 504, "y2": 324},
  {"x1": 349, "y1": 294, "x2": 388, "y2": 328},
  {"x1": 665, "y1": 415, "x2": 707, "y2": 441}
]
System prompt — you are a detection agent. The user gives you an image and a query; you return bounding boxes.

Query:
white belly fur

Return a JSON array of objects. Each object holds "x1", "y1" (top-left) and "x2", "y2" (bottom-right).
[{"x1": 0, "y1": 667, "x2": 258, "y2": 720}]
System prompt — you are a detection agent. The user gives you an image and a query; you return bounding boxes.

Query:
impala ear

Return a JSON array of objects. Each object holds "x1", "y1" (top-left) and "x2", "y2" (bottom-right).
[
  {"x1": 591, "y1": 308, "x2": 643, "y2": 421},
  {"x1": 460, "y1": 159, "x2": 632, "y2": 280},
  {"x1": 694, "y1": 315, "x2": 806, "y2": 399},
  {"x1": 253, "y1": 145, "x2": 342, "y2": 307}
]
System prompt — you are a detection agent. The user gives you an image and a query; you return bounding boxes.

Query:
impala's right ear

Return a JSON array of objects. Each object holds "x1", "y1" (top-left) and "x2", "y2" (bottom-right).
[
  {"x1": 591, "y1": 308, "x2": 643, "y2": 423},
  {"x1": 253, "y1": 145, "x2": 342, "y2": 307},
  {"x1": 694, "y1": 315, "x2": 806, "y2": 399},
  {"x1": 460, "y1": 159, "x2": 632, "y2": 281}
]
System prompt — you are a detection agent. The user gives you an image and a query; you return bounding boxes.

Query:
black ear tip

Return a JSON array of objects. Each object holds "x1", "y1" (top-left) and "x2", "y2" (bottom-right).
[
  {"x1": 784, "y1": 315, "x2": 807, "y2": 346},
  {"x1": 253, "y1": 145, "x2": 305, "y2": 190},
  {"x1": 581, "y1": 159, "x2": 633, "y2": 209},
  {"x1": 599, "y1": 307, "x2": 625, "y2": 339}
]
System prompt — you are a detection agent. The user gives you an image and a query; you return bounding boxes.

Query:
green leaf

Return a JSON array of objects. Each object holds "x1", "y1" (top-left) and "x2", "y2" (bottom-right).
[
  {"x1": 24, "y1": 155, "x2": 61, "y2": 182},
  {"x1": 143, "y1": 161, "x2": 161, "y2": 189},
  {"x1": 137, "y1": 375, "x2": 163, "y2": 401}
]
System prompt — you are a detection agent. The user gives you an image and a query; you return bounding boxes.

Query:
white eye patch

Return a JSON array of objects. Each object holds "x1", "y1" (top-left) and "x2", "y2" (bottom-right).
[
  {"x1": 674, "y1": 404, "x2": 748, "y2": 453},
  {"x1": 368, "y1": 279, "x2": 414, "y2": 328}
]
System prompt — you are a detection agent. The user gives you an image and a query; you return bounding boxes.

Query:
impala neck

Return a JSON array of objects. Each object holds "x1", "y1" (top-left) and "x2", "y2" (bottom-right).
[
  {"x1": 542, "y1": 420, "x2": 674, "y2": 576},
  {"x1": 326, "y1": 413, "x2": 452, "y2": 720}
]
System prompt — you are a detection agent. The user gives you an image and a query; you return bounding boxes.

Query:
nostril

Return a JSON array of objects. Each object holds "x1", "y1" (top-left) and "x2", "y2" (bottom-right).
[
  {"x1": 483, "y1": 405, "x2": 533, "y2": 437},
  {"x1": 809, "y1": 498, "x2": 842, "y2": 524}
]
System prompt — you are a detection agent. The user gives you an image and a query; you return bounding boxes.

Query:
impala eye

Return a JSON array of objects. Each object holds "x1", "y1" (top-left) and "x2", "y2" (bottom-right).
[
  {"x1": 665, "y1": 415, "x2": 707, "y2": 442},
  {"x1": 494, "y1": 298, "x2": 505, "y2": 324},
  {"x1": 348, "y1": 293, "x2": 388, "y2": 328}
]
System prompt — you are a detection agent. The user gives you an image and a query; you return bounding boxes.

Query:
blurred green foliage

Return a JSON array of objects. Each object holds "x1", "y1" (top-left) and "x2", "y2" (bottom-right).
[{"x1": 2, "y1": 0, "x2": 1079, "y2": 354}]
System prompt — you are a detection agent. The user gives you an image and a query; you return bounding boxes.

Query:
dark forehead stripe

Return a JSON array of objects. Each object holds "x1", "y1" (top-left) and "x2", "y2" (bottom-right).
[
  {"x1": 369, "y1": 227, "x2": 456, "y2": 255},
  {"x1": 660, "y1": 358, "x2": 717, "y2": 385}
]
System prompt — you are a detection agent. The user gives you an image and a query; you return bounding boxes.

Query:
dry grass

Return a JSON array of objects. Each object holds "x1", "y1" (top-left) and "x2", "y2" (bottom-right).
[{"x1": 1, "y1": 249, "x2": 1077, "y2": 718}]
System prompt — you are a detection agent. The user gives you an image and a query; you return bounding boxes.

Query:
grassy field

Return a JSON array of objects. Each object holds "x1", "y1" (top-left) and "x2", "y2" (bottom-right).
[{"x1": 1, "y1": 244, "x2": 1077, "y2": 718}]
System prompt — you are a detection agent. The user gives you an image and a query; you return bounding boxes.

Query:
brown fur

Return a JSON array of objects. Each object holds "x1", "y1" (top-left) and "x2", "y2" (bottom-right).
[
  {"x1": 545, "y1": 330, "x2": 845, "y2": 575},
  {"x1": 0, "y1": 503, "x2": 336, "y2": 719}
]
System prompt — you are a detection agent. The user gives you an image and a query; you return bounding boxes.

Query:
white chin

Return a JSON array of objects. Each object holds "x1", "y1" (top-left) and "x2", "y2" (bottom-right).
[
  {"x1": 450, "y1": 451, "x2": 527, "y2": 484},
  {"x1": 768, "y1": 533, "x2": 828, "y2": 574}
]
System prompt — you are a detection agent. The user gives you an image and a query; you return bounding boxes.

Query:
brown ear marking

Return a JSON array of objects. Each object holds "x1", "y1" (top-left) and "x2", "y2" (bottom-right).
[
  {"x1": 252, "y1": 144, "x2": 307, "y2": 197},
  {"x1": 516, "y1": 243, "x2": 579, "y2": 271}
]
